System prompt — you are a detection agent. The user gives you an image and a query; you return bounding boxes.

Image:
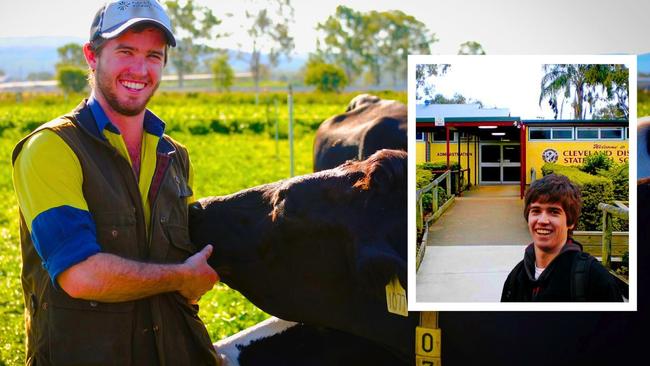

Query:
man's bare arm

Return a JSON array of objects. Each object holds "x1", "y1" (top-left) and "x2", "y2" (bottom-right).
[{"x1": 57, "y1": 244, "x2": 218, "y2": 303}]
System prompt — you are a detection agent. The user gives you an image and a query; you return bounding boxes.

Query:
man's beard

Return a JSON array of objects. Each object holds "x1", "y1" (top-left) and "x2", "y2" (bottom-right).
[{"x1": 94, "y1": 66, "x2": 160, "y2": 117}]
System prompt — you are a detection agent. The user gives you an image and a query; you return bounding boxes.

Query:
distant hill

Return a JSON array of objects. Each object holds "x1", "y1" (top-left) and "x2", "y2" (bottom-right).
[
  {"x1": 0, "y1": 36, "x2": 307, "y2": 81},
  {"x1": 0, "y1": 36, "x2": 86, "y2": 80}
]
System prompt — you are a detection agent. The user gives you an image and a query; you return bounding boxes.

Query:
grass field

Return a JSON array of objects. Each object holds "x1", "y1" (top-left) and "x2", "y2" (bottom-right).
[
  {"x1": 0, "y1": 90, "x2": 405, "y2": 365},
  {"x1": 640, "y1": 89, "x2": 650, "y2": 117}
]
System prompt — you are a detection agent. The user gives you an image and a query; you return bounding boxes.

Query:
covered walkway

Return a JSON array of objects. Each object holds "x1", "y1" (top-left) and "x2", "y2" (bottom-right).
[{"x1": 416, "y1": 185, "x2": 530, "y2": 302}]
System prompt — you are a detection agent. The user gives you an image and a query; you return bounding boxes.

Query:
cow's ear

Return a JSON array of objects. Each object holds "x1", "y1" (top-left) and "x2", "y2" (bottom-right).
[
  {"x1": 356, "y1": 149, "x2": 407, "y2": 194},
  {"x1": 355, "y1": 243, "x2": 406, "y2": 298}
]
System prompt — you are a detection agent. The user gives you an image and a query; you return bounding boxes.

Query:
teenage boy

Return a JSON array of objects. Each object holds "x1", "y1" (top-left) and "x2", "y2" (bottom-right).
[{"x1": 501, "y1": 174, "x2": 622, "y2": 302}]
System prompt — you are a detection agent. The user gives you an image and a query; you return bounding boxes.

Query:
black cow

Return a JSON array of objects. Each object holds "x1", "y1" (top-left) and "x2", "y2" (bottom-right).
[
  {"x1": 189, "y1": 149, "x2": 417, "y2": 363},
  {"x1": 313, "y1": 94, "x2": 407, "y2": 172}
]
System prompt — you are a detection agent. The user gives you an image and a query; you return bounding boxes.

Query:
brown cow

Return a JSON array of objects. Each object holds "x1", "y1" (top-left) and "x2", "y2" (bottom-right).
[
  {"x1": 189, "y1": 149, "x2": 415, "y2": 363},
  {"x1": 313, "y1": 94, "x2": 407, "y2": 172}
]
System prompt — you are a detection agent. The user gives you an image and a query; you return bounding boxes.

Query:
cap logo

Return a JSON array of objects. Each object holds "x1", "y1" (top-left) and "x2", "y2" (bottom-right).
[
  {"x1": 117, "y1": 1, "x2": 155, "y2": 11},
  {"x1": 117, "y1": 1, "x2": 130, "y2": 11}
]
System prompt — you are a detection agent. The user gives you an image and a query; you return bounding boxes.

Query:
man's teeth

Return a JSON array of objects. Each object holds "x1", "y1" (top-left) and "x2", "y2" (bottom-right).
[
  {"x1": 536, "y1": 229, "x2": 551, "y2": 235},
  {"x1": 121, "y1": 81, "x2": 145, "y2": 90}
]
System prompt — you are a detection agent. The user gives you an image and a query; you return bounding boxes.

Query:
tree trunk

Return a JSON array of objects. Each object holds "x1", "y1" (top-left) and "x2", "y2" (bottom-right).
[
  {"x1": 252, "y1": 43, "x2": 260, "y2": 105},
  {"x1": 374, "y1": 62, "x2": 381, "y2": 86},
  {"x1": 575, "y1": 85, "x2": 584, "y2": 119},
  {"x1": 177, "y1": 68, "x2": 184, "y2": 89}
]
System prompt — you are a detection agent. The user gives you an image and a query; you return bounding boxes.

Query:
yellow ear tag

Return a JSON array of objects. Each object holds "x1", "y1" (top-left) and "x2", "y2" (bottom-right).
[{"x1": 385, "y1": 276, "x2": 408, "y2": 317}]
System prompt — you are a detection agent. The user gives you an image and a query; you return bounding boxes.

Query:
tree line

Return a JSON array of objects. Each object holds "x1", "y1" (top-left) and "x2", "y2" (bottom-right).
[{"x1": 54, "y1": 0, "x2": 485, "y2": 96}]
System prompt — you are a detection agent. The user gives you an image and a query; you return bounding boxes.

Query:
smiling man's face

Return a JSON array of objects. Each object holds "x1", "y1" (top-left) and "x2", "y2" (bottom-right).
[
  {"x1": 527, "y1": 201, "x2": 573, "y2": 254},
  {"x1": 91, "y1": 27, "x2": 166, "y2": 116}
]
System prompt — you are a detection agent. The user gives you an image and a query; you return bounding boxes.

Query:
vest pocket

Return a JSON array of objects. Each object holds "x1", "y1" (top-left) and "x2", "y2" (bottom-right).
[
  {"x1": 48, "y1": 288, "x2": 135, "y2": 365},
  {"x1": 93, "y1": 209, "x2": 139, "y2": 258},
  {"x1": 163, "y1": 223, "x2": 197, "y2": 261}
]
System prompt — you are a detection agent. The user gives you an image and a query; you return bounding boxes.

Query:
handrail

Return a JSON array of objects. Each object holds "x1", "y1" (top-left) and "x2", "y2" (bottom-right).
[
  {"x1": 597, "y1": 202, "x2": 629, "y2": 270},
  {"x1": 416, "y1": 170, "x2": 452, "y2": 271}
]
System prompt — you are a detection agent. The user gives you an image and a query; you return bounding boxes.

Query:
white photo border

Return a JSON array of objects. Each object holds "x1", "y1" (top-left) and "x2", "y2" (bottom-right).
[{"x1": 407, "y1": 54, "x2": 637, "y2": 311}]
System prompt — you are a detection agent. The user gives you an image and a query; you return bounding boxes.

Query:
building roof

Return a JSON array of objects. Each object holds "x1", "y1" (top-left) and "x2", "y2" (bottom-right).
[{"x1": 416, "y1": 103, "x2": 511, "y2": 119}]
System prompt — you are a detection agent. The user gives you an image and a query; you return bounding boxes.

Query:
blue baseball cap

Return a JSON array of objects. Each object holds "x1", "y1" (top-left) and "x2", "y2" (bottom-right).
[{"x1": 90, "y1": 0, "x2": 176, "y2": 47}]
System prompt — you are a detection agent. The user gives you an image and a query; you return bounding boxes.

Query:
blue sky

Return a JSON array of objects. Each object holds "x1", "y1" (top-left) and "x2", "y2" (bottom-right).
[{"x1": 417, "y1": 56, "x2": 633, "y2": 119}]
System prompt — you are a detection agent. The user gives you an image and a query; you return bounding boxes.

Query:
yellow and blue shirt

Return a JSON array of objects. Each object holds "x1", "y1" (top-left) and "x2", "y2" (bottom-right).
[{"x1": 13, "y1": 96, "x2": 193, "y2": 283}]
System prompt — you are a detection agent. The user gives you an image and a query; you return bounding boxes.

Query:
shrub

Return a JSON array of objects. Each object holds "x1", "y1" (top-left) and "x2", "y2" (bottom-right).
[
  {"x1": 416, "y1": 167, "x2": 433, "y2": 188},
  {"x1": 56, "y1": 66, "x2": 87, "y2": 95},
  {"x1": 210, "y1": 120, "x2": 230, "y2": 134},
  {"x1": 541, "y1": 163, "x2": 614, "y2": 231},
  {"x1": 188, "y1": 124, "x2": 211, "y2": 135},
  {"x1": 581, "y1": 151, "x2": 614, "y2": 175},
  {"x1": 601, "y1": 162, "x2": 629, "y2": 201},
  {"x1": 417, "y1": 162, "x2": 462, "y2": 193},
  {"x1": 304, "y1": 61, "x2": 348, "y2": 93},
  {"x1": 211, "y1": 53, "x2": 234, "y2": 92}
]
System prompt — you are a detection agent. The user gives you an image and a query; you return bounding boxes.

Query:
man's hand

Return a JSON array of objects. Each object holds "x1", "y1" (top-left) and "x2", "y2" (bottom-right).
[{"x1": 179, "y1": 244, "x2": 219, "y2": 303}]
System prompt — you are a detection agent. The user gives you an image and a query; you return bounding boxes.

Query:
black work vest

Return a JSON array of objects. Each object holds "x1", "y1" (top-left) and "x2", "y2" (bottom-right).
[{"x1": 12, "y1": 101, "x2": 219, "y2": 366}]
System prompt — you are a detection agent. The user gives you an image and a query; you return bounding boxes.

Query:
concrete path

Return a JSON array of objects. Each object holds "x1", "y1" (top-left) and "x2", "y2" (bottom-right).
[
  {"x1": 416, "y1": 185, "x2": 531, "y2": 303},
  {"x1": 427, "y1": 185, "x2": 530, "y2": 246},
  {"x1": 416, "y1": 245, "x2": 525, "y2": 302}
]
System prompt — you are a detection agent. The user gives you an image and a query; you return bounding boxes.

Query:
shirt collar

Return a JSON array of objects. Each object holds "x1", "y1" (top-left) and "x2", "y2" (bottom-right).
[{"x1": 87, "y1": 94, "x2": 166, "y2": 138}]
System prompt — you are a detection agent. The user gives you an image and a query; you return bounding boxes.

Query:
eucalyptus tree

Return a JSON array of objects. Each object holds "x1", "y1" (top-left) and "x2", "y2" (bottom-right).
[
  {"x1": 415, "y1": 64, "x2": 449, "y2": 102},
  {"x1": 238, "y1": 0, "x2": 295, "y2": 104},
  {"x1": 165, "y1": 0, "x2": 224, "y2": 88},
  {"x1": 317, "y1": 6, "x2": 436, "y2": 86},
  {"x1": 539, "y1": 64, "x2": 629, "y2": 119}
]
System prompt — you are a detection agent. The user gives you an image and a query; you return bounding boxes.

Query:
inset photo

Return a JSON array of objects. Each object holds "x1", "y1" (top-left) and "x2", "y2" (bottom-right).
[{"x1": 407, "y1": 55, "x2": 636, "y2": 311}]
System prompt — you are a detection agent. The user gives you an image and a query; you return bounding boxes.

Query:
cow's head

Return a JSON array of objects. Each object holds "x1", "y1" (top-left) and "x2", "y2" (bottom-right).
[
  {"x1": 190, "y1": 149, "x2": 406, "y2": 305},
  {"x1": 189, "y1": 149, "x2": 413, "y2": 358}
]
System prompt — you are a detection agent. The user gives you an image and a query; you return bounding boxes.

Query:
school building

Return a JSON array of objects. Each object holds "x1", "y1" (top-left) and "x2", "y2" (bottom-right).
[{"x1": 415, "y1": 104, "x2": 629, "y2": 197}]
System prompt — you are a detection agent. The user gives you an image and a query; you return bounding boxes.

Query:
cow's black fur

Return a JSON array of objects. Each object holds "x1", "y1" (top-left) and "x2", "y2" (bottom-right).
[
  {"x1": 313, "y1": 94, "x2": 406, "y2": 172},
  {"x1": 189, "y1": 150, "x2": 416, "y2": 362}
]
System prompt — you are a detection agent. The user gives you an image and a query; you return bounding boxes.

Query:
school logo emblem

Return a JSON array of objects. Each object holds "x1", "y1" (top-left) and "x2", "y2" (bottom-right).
[{"x1": 542, "y1": 148, "x2": 559, "y2": 163}]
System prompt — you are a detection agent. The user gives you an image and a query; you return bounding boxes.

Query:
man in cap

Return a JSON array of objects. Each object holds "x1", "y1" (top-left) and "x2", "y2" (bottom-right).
[
  {"x1": 501, "y1": 174, "x2": 622, "y2": 302},
  {"x1": 12, "y1": 1, "x2": 222, "y2": 364}
]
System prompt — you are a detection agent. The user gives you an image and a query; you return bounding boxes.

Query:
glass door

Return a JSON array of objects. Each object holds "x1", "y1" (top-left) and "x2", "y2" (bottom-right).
[{"x1": 480, "y1": 144, "x2": 520, "y2": 184}]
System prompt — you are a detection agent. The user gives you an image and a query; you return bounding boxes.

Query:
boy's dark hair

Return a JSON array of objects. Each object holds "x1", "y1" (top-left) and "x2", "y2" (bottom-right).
[{"x1": 524, "y1": 174, "x2": 582, "y2": 233}]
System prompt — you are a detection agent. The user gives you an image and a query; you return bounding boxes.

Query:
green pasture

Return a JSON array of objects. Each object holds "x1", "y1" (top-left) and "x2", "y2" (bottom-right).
[{"x1": 0, "y1": 90, "x2": 406, "y2": 365}]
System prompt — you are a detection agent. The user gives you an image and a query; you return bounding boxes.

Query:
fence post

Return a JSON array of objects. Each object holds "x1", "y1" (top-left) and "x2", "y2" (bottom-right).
[
  {"x1": 288, "y1": 84, "x2": 294, "y2": 177},
  {"x1": 445, "y1": 172, "x2": 451, "y2": 197},
  {"x1": 602, "y1": 210, "x2": 613, "y2": 269},
  {"x1": 433, "y1": 186, "x2": 439, "y2": 213},
  {"x1": 274, "y1": 98, "x2": 279, "y2": 160}
]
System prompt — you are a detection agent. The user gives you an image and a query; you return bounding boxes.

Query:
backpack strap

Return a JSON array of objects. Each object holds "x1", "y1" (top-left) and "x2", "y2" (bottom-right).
[
  {"x1": 502, "y1": 261, "x2": 523, "y2": 301},
  {"x1": 571, "y1": 252, "x2": 594, "y2": 301}
]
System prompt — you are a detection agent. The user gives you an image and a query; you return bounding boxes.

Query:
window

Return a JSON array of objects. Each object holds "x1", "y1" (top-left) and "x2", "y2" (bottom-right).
[
  {"x1": 576, "y1": 128, "x2": 598, "y2": 140},
  {"x1": 415, "y1": 132, "x2": 425, "y2": 141},
  {"x1": 576, "y1": 127, "x2": 624, "y2": 140},
  {"x1": 600, "y1": 128, "x2": 623, "y2": 139},
  {"x1": 529, "y1": 127, "x2": 574, "y2": 140},
  {"x1": 551, "y1": 128, "x2": 573, "y2": 140},
  {"x1": 529, "y1": 128, "x2": 551, "y2": 140}
]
